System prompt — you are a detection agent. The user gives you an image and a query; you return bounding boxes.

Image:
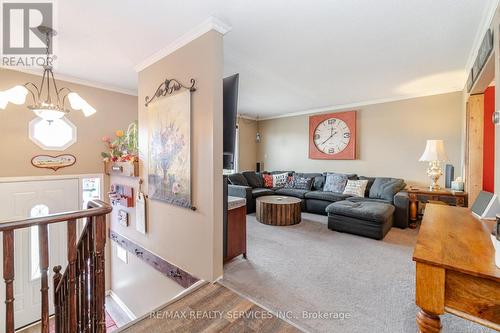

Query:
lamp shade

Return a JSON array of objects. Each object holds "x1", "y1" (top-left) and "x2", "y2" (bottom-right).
[
  {"x1": 0, "y1": 85, "x2": 28, "y2": 108},
  {"x1": 419, "y1": 139, "x2": 449, "y2": 162},
  {"x1": 67, "y1": 92, "x2": 97, "y2": 117}
]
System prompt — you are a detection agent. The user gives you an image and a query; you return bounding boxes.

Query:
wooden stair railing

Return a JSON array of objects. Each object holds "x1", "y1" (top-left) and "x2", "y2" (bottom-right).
[{"x1": 0, "y1": 200, "x2": 112, "y2": 333}]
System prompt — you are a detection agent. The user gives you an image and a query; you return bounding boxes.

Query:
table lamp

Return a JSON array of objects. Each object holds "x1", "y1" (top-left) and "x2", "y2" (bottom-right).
[{"x1": 419, "y1": 139, "x2": 449, "y2": 191}]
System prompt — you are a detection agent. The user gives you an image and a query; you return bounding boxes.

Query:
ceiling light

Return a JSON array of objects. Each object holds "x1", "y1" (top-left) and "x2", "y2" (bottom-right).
[
  {"x1": 0, "y1": 26, "x2": 97, "y2": 122},
  {"x1": 68, "y1": 92, "x2": 96, "y2": 117}
]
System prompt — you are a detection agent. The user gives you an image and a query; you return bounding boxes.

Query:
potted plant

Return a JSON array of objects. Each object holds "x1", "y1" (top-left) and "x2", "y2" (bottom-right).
[{"x1": 102, "y1": 122, "x2": 139, "y2": 177}]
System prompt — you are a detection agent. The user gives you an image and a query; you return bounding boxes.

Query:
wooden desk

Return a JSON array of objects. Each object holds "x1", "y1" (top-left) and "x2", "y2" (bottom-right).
[
  {"x1": 413, "y1": 205, "x2": 500, "y2": 332},
  {"x1": 407, "y1": 188, "x2": 468, "y2": 228}
]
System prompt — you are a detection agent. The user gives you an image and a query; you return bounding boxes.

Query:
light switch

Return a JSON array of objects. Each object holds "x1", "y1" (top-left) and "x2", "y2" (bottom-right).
[{"x1": 116, "y1": 245, "x2": 128, "y2": 264}]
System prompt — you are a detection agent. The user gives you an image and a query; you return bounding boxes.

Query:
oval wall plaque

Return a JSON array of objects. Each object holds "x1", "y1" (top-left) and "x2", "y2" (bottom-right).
[{"x1": 31, "y1": 154, "x2": 76, "y2": 171}]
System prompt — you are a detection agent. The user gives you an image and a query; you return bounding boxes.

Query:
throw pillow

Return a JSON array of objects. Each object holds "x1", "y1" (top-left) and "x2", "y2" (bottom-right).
[
  {"x1": 323, "y1": 173, "x2": 348, "y2": 193},
  {"x1": 343, "y1": 179, "x2": 369, "y2": 197},
  {"x1": 284, "y1": 175, "x2": 295, "y2": 189},
  {"x1": 313, "y1": 175, "x2": 326, "y2": 191},
  {"x1": 272, "y1": 172, "x2": 288, "y2": 188},
  {"x1": 293, "y1": 176, "x2": 314, "y2": 190},
  {"x1": 262, "y1": 174, "x2": 273, "y2": 188}
]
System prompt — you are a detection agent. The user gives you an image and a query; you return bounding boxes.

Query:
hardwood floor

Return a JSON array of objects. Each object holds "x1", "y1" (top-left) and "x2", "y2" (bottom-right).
[
  {"x1": 120, "y1": 283, "x2": 302, "y2": 332},
  {"x1": 17, "y1": 296, "x2": 121, "y2": 333}
]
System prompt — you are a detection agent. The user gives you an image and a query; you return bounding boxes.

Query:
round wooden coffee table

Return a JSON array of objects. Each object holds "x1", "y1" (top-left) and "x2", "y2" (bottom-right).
[{"x1": 256, "y1": 196, "x2": 302, "y2": 226}]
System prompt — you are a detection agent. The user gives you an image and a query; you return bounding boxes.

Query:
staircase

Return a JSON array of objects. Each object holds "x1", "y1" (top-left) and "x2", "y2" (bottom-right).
[{"x1": 1, "y1": 200, "x2": 112, "y2": 333}]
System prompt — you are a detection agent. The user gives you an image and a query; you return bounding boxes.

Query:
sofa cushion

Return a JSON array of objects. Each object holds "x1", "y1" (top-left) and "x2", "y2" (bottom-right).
[
  {"x1": 305, "y1": 191, "x2": 350, "y2": 202},
  {"x1": 346, "y1": 196, "x2": 392, "y2": 205},
  {"x1": 358, "y1": 176, "x2": 376, "y2": 197},
  {"x1": 293, "y1": 176, "x2": 314, "y2": 190},
  {"x1": 242, "y1": 171, "x2": 263, "y2": 188},
  {"x1": 326, "y1": 200, "x2": 395, "y2": 223},
  {"x1": 275, "y1": 188, "x2": 309, "y2": 199},
  {"x1": 369, "y1": 178, "x2": 405, "y2": 202},
  {"x1": 252, "y1": 188, "x2": 275, "y2": 198},
  {"x1": 228, "y1": 173, "x2": 249, "y2": 187}
]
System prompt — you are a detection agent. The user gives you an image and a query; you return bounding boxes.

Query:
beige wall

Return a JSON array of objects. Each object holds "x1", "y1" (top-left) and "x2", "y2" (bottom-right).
[
  {"x1": 110, "y1": 30, "x2": 224, "y2": 317},
  {"x1": 257, "y1": 92, "x2": 463, "y2": 188},
  {"x1": 237, "y1": 116, "x2": 258, "y2": 171},
  {"x1": 0, "y1": 68, "x2": 137, "y2": 177}
]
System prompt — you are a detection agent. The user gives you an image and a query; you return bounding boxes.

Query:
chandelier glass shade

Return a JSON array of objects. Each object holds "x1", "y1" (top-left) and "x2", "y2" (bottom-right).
[{"x1": 0, "y1": 26, "x2": 96, "y2": 121}]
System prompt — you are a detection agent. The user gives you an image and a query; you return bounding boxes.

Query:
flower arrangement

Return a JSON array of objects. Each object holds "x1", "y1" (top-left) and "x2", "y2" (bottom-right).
[
  {"x1": 149, "y1": 120, "x2": 186, "y2": 195},
  {"x1": 101, "y1": 122, "x2": 138, "y2": 162}
]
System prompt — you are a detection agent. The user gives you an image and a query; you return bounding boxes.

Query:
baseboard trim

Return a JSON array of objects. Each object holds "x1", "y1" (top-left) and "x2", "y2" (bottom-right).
[
  {"x1": 107, "y1": 290, "x2": 137, "y2": 321},
  {"x1": 116, "y1": 280, "x2": 207, "y2": 331}
]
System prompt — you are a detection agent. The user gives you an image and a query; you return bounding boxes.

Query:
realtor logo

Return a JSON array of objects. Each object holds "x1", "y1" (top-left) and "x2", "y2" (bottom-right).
[
  {"x1": 2, "y1": 2, "x2": 53, "y2": 54},
  {"x1": 1, "y1": 1, "x2": 56, "y2": 67}
]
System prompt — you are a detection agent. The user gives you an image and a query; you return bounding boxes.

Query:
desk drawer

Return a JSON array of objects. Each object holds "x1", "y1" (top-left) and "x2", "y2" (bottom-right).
[{"x1": 445, "y1": 270, "x2": 500, "y2": 327}]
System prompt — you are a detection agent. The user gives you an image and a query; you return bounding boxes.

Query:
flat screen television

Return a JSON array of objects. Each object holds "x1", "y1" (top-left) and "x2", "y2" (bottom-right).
[{"x1": 223, "y1": 74, "x2": 239, "y2": 170}]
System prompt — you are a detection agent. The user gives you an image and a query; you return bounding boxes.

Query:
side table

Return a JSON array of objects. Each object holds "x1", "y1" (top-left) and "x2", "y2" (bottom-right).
[{"x1": 407, "y1": 188, "x2": 468, "y2": 229}]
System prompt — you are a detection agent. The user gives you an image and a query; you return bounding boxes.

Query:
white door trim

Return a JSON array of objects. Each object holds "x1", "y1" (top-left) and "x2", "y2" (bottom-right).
[
  {"x1": 0, "y1": 173, "x2": 104, "y2": 183},
  {"x1": 0, "y1": 174, "x2": 104, "y2": 209}
]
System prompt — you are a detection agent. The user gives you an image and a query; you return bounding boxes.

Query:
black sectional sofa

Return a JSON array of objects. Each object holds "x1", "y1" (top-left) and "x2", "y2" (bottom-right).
[{"x1": 227, "y1": 171, "x2": 410, "y2": 237}]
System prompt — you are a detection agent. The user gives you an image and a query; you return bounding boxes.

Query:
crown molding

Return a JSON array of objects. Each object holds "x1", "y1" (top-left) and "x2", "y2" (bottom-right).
[
  {"x1": 1, "y1": 66, "x2": 138, "y2": 96},
  {"x1": 465, "y1": 0, "x2": 500, "y2": 74},
  {"x1": 257, "y1": 88, "x2": 462, "y2": 121},
  {"x1": 135, "y1": 16, "x2": 232, "y2": 72},
  {"x1": 237, "y1": 114, "x2": 258, "y2": 121}
]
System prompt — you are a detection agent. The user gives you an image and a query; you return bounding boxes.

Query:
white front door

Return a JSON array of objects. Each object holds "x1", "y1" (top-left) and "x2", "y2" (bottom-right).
[{"x1": 0, "y1": 178, "x2": 80, "y2": 331}]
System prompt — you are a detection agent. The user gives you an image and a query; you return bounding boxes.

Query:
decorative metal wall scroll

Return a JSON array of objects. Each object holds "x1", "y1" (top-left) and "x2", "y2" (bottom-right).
[{"x1": 145, "y1": 78, "x2": 196, "y2": 107}]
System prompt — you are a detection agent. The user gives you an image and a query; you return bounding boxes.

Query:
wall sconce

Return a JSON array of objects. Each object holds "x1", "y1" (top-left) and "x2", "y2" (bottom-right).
[
  {"x1": 493, "y1": 111, "x2": 500, "y2": 125},
  {"x1": 256, "y1": 131, "x2": 261, "y2": 143}
]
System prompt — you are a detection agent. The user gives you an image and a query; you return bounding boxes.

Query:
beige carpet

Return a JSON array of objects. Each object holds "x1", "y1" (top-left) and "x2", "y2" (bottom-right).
[{"x1": 221, "y1": 213, "x2": 495, "y2": 333}]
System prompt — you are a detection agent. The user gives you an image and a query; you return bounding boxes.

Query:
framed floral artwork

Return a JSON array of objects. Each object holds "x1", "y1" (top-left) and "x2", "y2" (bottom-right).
[{"x1": 148, "y1": 89, "x2": 192, "y2": 209}]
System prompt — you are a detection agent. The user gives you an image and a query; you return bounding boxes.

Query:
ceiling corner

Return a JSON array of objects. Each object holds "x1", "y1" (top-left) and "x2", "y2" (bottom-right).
[{"x1": 134, "y1": 16, "x2": 231, "y2": 73}]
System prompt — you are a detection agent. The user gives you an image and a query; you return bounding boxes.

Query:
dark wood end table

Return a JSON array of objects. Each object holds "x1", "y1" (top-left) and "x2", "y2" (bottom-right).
[{"x1": 406, "y1": 188, "x2": 468, "y2": 228}]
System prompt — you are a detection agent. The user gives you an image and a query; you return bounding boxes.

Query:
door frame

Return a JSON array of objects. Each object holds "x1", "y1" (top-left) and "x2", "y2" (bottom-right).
[
  {"x1": 0, "y1": 174, "x2": 104, "y2": 206},
  {"x1": 0, "y1": 173, "x2": 104, "y2": 330}
]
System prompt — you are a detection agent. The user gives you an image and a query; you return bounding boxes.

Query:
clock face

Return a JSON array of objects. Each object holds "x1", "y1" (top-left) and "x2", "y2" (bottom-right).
[{"x1": 313, "y1": 118, "x2": 351, "y2": 155}]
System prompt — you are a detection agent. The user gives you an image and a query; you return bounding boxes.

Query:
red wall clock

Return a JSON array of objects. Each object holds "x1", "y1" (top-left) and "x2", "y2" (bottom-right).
[{"x1": 309, "y1": 111, "x2": 357, "y2": 160}]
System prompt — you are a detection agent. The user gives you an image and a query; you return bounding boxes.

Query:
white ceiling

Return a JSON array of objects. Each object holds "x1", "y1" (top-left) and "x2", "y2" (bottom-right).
[{"x1": 16, "y1": 0, "x2": 495, "y2": 118}]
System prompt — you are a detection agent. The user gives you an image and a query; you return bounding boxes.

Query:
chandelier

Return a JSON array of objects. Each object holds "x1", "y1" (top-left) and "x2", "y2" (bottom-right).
[{"x1": 0, "y1": 26, "x2": 96, "y2": 122}]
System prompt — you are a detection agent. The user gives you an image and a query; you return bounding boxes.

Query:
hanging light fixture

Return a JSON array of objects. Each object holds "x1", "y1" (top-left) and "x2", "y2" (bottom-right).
[{"x1": 0, "y1": 26, "x2": 96, "y2": 122}]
